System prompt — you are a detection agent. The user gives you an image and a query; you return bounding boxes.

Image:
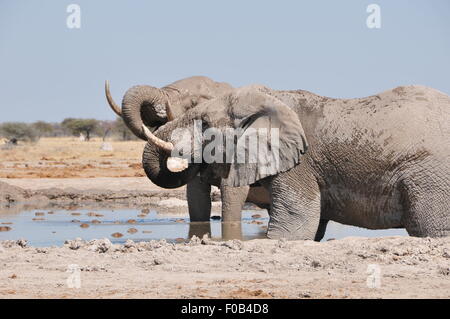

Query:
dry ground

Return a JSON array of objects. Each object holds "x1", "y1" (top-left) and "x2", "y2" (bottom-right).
[
  {"x1": 0, "y1": 137, "x2": 146, "y2": 178},
  {"x1": 0, "y1": 236, "x2": 449, "y2": 299}
]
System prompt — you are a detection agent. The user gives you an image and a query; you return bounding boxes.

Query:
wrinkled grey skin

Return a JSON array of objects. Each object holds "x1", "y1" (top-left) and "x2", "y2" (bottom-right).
[
  {"x1": 142, "y1": 84, "x2": 450, "y2": 240},
  {"x1": 106, "y1": 76, "x2": 262, "y2": 225},
  {"x1": 113, "y1": 76, "x2": 233, "y2": 138}
]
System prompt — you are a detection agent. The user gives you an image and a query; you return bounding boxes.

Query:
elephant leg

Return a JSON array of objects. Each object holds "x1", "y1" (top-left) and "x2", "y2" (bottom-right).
[
  {"x1": 188, "y1": 222, "x2": 212, "y2": 238},
  {"x1": 401, "y1": 174, "x2": 450, "y2": 237},
  {"x1": 220, "y1": 182, "x2": 249, "y2": 222},
  {"x1": 314, "y1": 219, "x2": 329, "y2": 242},
  {"x1": 187, "y1": 176, "x2": 211, "y2": 222},
  {"x1": 221, "y1": 222, "x2": 243, "y2": 241},
  {"x1": 220, "y1": 182, "x2": 249, "y2": 240},
  {"x1": 266, "y1": 165, "x2": 321, "y2": 240}
]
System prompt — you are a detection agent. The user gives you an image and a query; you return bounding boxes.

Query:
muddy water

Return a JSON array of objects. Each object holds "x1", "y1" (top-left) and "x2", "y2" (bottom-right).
[{"x1": 0, "y1": 208, "x2": 407, "y2": 246}]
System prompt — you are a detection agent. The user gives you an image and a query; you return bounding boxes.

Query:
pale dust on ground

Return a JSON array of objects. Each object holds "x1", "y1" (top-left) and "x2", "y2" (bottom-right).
[
  {"x1": 0, "y1": 137, "x2": 146, "y2": 178},
  {"x1": 1, "y1": 177, "x2": 169, "y2": 192},
  {"x1": 0, "y1": 236, "x2": 449, "y2": 299}
]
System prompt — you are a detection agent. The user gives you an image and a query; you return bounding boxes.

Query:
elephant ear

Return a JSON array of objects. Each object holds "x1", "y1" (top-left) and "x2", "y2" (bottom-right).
[{"x1": 219, "y1": 89, "x2": 308, "y2": 187}]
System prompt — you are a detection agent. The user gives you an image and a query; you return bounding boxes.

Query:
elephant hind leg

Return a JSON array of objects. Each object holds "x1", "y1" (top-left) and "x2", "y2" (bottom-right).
[
  {"x1": 267, "y1": 165, "x2": 321, "y2": 240},
  {"x1": 401, "y1": 173, "x2": 450, "y2": 237}
]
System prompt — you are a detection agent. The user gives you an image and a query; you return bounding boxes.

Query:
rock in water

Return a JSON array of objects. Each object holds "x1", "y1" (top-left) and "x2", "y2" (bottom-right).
[{"x1": 0, "y1": 181, "x2": 25, "y2": 204}]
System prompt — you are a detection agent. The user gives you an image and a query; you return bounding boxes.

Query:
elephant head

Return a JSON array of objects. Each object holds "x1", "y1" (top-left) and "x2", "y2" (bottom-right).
[
  {"x1": 105, "y1": 76, "x2": 233, "y2": 140},
  {"x1": 140, "y1": 86, "x2": 308, "y2": 189}
]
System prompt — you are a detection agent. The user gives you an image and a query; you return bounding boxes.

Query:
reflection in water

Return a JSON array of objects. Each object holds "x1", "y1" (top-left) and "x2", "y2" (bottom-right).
[
  {"x1": 188, "y1": 222, "x2": 211, "y2": 239},
  {"x1": 221, "y1": 222, "x2": 243, "y2": 241}
]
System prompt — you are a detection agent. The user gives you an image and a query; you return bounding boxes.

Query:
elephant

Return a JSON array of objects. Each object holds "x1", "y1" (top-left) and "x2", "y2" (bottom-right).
[
  {"x1": 138, "y1": 83, "x2": 450, "y2": 240},
  {"x1": 105, "y1": 76, "x2": 267, "y2": 230}
]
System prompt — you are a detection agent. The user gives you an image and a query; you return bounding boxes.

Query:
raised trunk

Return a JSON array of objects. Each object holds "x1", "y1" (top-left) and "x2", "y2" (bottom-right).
[{"x1": 121, "y1": 86, "x2": 178, "y2": 140}]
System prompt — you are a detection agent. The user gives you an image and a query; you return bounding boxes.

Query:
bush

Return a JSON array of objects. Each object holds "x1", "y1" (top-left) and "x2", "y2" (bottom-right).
[
  {"x1": 112, "y1": 117, "x2": 139, "y2": 141},
  {"x1": 32, "y1": 121, "x2": 54, "y2": 138},
  {"x1": 61, "y1": 118, "x2": 99, "y2": 141},
  {"x1": 0, "y1": 122, "x2": 38, "y2": 142}
]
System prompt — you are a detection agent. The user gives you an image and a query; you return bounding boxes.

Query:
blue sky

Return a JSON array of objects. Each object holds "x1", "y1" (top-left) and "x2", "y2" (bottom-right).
[{"x1": 1, "y1": 0, "x2": 449, "y2": 122}]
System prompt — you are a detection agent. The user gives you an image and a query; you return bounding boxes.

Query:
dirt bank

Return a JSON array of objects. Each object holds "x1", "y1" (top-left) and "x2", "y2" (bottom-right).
[
  {"x1": 0, "y1": 236, "x2": 448, "y2": 298},
  {"x1": 0, "y1": 178, "x2": 221, "y2": 213}
]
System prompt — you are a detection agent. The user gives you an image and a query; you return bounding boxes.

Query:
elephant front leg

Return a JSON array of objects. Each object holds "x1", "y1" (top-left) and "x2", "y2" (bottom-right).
[
  {"x1": 220, "y1": 182, "x2": 249, "y2": 240},
  {"x1": 187, "y1": 176, "x2": 211, "y2": 222},
  {"x1": 220, "y1": 182, "x2": 249, "y2": 222},
  {"x1": 266, "y1": 166, "x2": 321, "y2": 240}
]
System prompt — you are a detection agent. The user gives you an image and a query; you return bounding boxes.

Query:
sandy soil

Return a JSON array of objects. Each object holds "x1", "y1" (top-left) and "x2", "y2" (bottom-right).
[
  {"x1": 0, "y1": 137, "x2": 146, "y2": 178},
  {"x1": 1, "y1": 177, "x2": 162, "y2": 192},
  {"x1": 0, "y1": 236, "x2": 449, "y2": 299},
  {"x1": 0, "y1": 178, "x2": 222, "y2": 214}
]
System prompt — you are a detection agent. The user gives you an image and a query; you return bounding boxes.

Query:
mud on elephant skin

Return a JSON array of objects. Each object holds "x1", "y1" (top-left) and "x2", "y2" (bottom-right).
[{"x1": 140, "y1": 84, "x2": 450, "y2": 240}]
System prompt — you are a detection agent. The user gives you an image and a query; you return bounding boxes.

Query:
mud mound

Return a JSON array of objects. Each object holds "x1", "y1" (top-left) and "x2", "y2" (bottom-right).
[
  {"x1": 0, "y1": 181, "x2": 25, "y2": 204},
  {"x1": 0, "y1": 178, "x2": 196, "y2": 212}
]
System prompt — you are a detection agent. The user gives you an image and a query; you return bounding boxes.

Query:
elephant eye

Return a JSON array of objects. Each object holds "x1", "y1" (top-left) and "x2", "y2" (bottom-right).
[{"x1": 191, "y1": 95, "x2": 212, "y2": 107}]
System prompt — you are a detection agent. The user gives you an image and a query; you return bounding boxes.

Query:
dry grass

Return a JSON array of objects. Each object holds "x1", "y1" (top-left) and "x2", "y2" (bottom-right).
[{"x1": 0, "y1": 137, "x2": 147, "y2": 178}]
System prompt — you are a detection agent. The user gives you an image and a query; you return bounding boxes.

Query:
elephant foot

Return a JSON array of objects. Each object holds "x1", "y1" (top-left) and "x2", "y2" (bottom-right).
[
  {"x1": 266, "y1": 227, "x2": 316, "y2": 240},
  {"x1": 188, "y1": 222, "x2": 211, "y2": 239}
]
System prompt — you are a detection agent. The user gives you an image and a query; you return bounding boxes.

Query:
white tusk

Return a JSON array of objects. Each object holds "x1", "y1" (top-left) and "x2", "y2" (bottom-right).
[
  {"x1": 142, "y1": 124, "x2": 174, "y2": 152},
  {"x1": 105, "y1": 80, "x2": 122, "y2": 117},
  {"x1": 166, "y1": 157, "x2": 189, "y2": 172}
]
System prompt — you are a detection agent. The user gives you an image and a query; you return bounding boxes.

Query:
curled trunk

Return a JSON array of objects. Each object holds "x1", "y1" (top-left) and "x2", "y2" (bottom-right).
[{"x1": 121, "y1": 85, "x2": 174, "y2": 140}]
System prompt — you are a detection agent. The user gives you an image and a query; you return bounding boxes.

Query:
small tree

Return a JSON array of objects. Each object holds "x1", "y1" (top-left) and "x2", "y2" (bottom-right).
[
  {"x1": 61, "y1": 118, "x2": 99, "y2": 141},
  {"x1": 96, "y1": 120, "x2": 115, "y2": 141},
  {"x1": 32, "y1": 121, "x2": 54, "y2": 138},
  {"x1": 50, "y1": 122, "x2": 66, "y2": 137},
  {"x1": 0, "y1": 122, "x2": 38, "y2": 142},
  {"x1": 112, "y1": 117, "x2": 138, "y2": 141}
]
